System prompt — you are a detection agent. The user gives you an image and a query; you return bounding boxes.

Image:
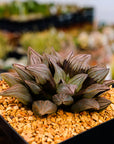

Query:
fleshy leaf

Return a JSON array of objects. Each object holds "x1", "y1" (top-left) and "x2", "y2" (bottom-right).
[
  {"x1": 26, "y1": 64, "x2": 56, "y2": 91},
  {"x1": 71, "y1": 98, "x2": 100, "y2": 112},
  {"x1": 42, "y1": 54, "x2": 55, "y2": 76},
  {"x1": 13, "y1": 64, "x2": 34, "y2": 81},
  {"x1": 43, "y1": 48, "x2": 62, "y2": 67},
  {"x1": 83, "y1": 84, "x2": 110, "y2": 98},
  {"x1": 26, "y1": 64, "x2": 51, "y2": 83},
  {"x1": 25, "y1": 80, "x2": 41, "y2": 95},
  {"x1": 63, "y1": 51, "x2": 73, "y2": 75},
  {"x1": 88, "y1": 65, "x2": 109, "y2": 83},
  {"x1": 50, "y1": 47, "x2": 63, "y2": 65},
  {"x1": 42, "y1": 53, "x2": 51, "y2": 66},
  {"x1": 1, "y1": 72, "x2": 22, "y2": 86},
  {"x1": 63, "y1": 54, "x2": 91, "y2": 77},
  {"x1": 103, "y1": 80, "x2": 114, "y2": 86},
  {"x1": 52, "y1": 93, "x2": 73, "y2": 106},
  {"x1": 65, "y1": 51, "x2": 74, "y2": 61},
  {"x1": 27, "y1": 47, "x2": 43, "y2": 65},
  {"x1": 57, "y1": 83, "x2": 77, "y2": 96},
  {"x1": 26, "y1": 65, "x2": 48, "y2": 84},
  {"x1": 70, "y1": 54, "x2": 91, "y2": 72},
  {"x1": 52, "y1": 61, "x2": 66, "y2": 84},
  {"x1": 32, "y1": 100, "x2": 57, "y2": 116},
  {"x1": 95, "y1": 97, "x2": 111, "y2": 110},
  {"x1": 68, "y1": 74, "x2": 88, "y2": 92},
  {"x1": 0, "y1": 84, "x2": 32, "y2": 105}
]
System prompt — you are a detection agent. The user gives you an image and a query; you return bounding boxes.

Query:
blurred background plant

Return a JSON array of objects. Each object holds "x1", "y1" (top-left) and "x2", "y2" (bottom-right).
[
  {"x1": 0, "y1": 0, "x2": 114, "y2": 80},
  {"x1": 0, "y1": 0, "x2": 79, "y2": 21},
  {"x1": 20, "y1": 28, "x2": 70, "y2": 54},
  {"x1": 0, "y1": 32, "x2": 12, "y2": 59}
]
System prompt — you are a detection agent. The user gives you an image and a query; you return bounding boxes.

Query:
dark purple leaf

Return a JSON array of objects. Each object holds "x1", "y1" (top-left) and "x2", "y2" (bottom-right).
[
  {"x1": 95, "y1": 97, "x2": 111, "y2": 110},
  {"x1": 71, "y1": 98, "x2": 100, "y2": 112},
  {"x1": 52, "y1": 93, "x2": 73, "y2": 106},
  {"x1": 88, "y1": 65, "x2": 109, "y2": 83},
  {"x1": 32, "y1": 100, "x2": 57, "y2": 116}
]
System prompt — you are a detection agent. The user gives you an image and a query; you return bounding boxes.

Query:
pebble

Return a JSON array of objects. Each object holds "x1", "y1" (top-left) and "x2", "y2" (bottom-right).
[{"x1": 0, "y1": 80, "x2": 114, "y2": 144}]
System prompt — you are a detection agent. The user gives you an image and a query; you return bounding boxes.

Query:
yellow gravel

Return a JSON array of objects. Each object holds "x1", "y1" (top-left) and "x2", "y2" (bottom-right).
[{"x1": 0, "y1": 80, "x2": 114, "y2": 144}]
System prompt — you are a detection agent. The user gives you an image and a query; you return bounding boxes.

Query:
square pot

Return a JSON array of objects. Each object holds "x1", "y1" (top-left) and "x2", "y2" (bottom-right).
[
  {"x1": 0, "y1": 115, "x2": 113, "y2": 144},
  {"x1": 0, "y1": 115, "x2": 28, "y2": 144}
]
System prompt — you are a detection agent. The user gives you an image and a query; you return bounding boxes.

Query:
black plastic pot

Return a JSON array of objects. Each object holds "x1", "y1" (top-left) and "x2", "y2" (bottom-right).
[
  {"x1": 60, "y1": 118, "x2": 114, "y2": 144},
  {"x1": 0, "y1": 115, "x2": 28, "y2": 144},
  {"x1": 0, "y1": 115, "x2": 113, "y2": 144},
  {"x1": 0, "y1": 8, "x2": 94, "y2": 33}
]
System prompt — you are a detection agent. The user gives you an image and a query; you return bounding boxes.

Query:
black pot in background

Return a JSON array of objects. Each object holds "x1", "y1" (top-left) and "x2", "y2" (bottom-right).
[
  {"x1": 0, "y1": 115, "x2": 113, "y2": 144},
  {"x1": 0, "y1": 8, "x2": 94, "y2": 33}
]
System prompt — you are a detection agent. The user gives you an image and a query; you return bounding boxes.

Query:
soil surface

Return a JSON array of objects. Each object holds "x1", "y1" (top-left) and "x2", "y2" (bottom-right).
[{"x1": 0, "y1": 80, "x2": 114, "y2": 144}]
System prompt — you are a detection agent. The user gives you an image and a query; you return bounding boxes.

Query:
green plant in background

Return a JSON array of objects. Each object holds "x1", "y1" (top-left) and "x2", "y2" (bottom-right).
[
  {"x1": 0, "y1": 47, "x2": 113, "y2": 116},
  {"x1": 0, "y1": 32, "x2": 12, "y2": 59},
  {"x1": 23, "y1": 0, "x2": 51, "y2": 16},
  {"x1": 0, "y1": 0, "x2": 79, "y2": 19},
  {"x1": 74, "y1": 32, "x2": 89, "y2": 50},
  {"x1": 0, "y1": 1, "x2": 22, "y2": 18},
  {"x1": 0, "y1": 0, "x2": 50, "y2": 18},
  {"x1": 20, "y1": 29, "x2": 67, "y2": 54}
]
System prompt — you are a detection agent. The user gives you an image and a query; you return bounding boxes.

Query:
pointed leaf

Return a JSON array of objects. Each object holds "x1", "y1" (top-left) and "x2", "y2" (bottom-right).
[
  {"x1": 63, "y1": 59, "x2": 71, "y2": 74},
  {"x1": 52, "y1": 62, "x2": 66, "y2": 84},
  {"x1": 25, "y1": 80, "x2": 41, "y2": 95},
  {"x1": 32, "y1": 100, "x2": 57, "y2": 116},
  {"x1": 68, "y1": 73, "x2": 88, "y2": 92},
  {"x1": 26, "y1": 64, "x2": 56, "y2": 89},
  {"x1": 103, "y1": 80, "x2": 114, "y2": 86},
  {"x1": 26, "y1": 64, "x2": 51, "y2": 84},
  {"x1": 83, "y1": 84, "x2": 110, "y2": 98},
  {"x1": 50, "y1": 47, "x2": 63, "y2": 65},
  {"x1": 43, "y1": 48, "x2": 63, "y2": 67},
  {"x1": 88, "y1": 65, "x2": 109, "y2": 83},
  {"x1": 42, "y1": 54, "x2": 55, "y2": 76},
  {"x1": 70, "y1": 54, "x2": 91, "y2": 73},
  {"x1": 95, "y1": 97, "x2": 111, "y2": 110},
  {"x1": 71, "y1": 98, "x2": 100, "y2": 113},
  {"x1": 66, "y1": 51, "x2": 74, "y2": 61},
  {"x1": 13, "y1": 64, "x2": 34, "y2": 81},
  {"x1": 52, "y1": 93, "x2": 73, "y2": 106},
  {"x1": 1, "y1": 72, "x2": 22, "y2": 86},
  {"x1": 42, "y1": 53, "x2": 51, "y2": 66},
  {"x1": 57, "y1": 83, "x2": 77, "y2": 95},
  {"x1": 27, "y1": 47, "x2": 43, "y2": 65},
  {"x1": 0, "y1": 84, "x2": 32, "y2": 105},
  {"x1": 63, "y1": 51, "x2": 74, "y2": 76},
  {"x1": 70, "y1": 54, "x2": 91, "y2": 71},
  {"x1": 63, "y1": 54, "x2": 91, "y2": 77}
]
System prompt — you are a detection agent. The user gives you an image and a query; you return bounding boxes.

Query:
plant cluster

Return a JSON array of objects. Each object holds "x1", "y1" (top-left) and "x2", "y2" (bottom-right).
[
  {"x1": 0, "y1": 47, "x2": 113, "y2": 116},
  {"x1": 0, "y1": 0, "x2": 79, "y2": 19},
  {"x1": 20, "y1": 29, "x2": 67, "y2": 54},
  {"x1": 74, "y1": 27, "x2": 114, "y2": 50}
]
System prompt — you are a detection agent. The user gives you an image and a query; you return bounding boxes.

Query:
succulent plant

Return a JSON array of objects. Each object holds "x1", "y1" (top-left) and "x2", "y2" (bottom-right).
[
  {"x1": 20, "y1": 29, "x2": 66, "y2": 54},
  {"x1": 0, "y1": 47, "x2": 113, "y2": 116}
]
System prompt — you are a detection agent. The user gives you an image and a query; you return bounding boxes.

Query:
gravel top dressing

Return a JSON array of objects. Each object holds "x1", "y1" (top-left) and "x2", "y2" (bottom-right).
[{"x1": 0, "y1": 80, "x2": 114, "y2": 144}]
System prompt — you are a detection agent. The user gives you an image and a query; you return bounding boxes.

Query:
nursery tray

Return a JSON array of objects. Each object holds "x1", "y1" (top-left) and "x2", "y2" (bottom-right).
[
  {"x1": 0, "y1": 8, "x2": 93, "y2": 32},
  {"x1": 0, "y1": 115, "x2": 113, "y2": 144}
]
